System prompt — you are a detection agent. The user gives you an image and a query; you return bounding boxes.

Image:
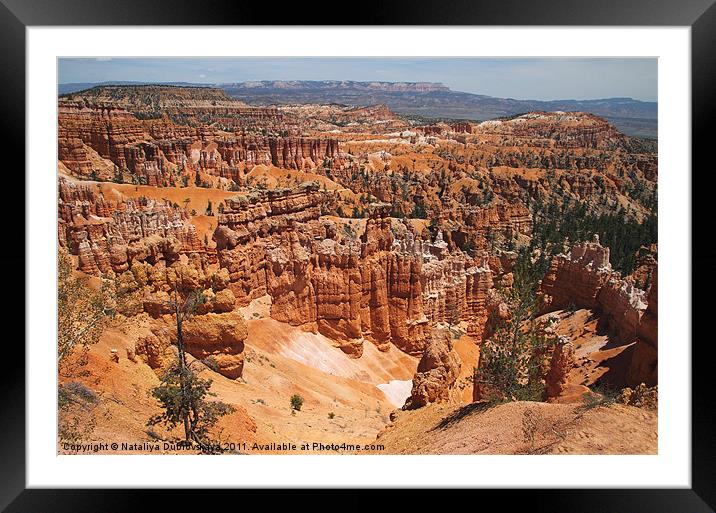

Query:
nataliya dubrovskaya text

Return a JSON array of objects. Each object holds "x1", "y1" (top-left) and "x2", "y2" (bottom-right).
[{"x1": 61, "y1": 441, "x2": 196, "y2": 453}]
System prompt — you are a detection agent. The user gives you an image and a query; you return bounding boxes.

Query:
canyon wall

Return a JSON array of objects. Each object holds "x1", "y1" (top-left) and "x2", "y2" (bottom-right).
[
  {"x1": 539, "y1": 237, "x2": 657, "y2": 386},
  {"x1": 212, "y1": 185, "x2": 503, "y2": 357},
  {"x1": 59, "y1": 178, "x2": 206, "y2": 275},
  {"x1": 58, "y1": 104, "x2": 341, "y2": 185}
]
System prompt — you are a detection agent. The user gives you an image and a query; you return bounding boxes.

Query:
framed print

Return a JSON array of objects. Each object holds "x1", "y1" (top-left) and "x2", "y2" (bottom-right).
[{"x1": 3, "y1": 0, "x2": 715, "y2": 510}]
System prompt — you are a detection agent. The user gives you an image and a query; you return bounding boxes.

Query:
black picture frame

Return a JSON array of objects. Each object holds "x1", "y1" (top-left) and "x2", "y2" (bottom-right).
[{"x1": 2, "y1": 0, "x2": 713, "y2": 510}]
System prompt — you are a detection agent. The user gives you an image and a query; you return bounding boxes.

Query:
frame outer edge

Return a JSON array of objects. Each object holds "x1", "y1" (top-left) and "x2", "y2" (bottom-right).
[
  {"x1": 4, "y1": 0, "x2": 714, "y2": 508},
  {"x1": 1, "y1": 0, "x2": 716, "y2": 26},
  {"x1": 0, "y1": 0, "x2": 27, "y2": 511},
  {"x1": 692, "y1": 0, "x2": 716, "y2": 511}
]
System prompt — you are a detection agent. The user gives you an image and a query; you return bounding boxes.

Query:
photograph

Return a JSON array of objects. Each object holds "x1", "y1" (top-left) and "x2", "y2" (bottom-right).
[{"x1": 55, "y1": 56, "x2": 659, "y2": 456}]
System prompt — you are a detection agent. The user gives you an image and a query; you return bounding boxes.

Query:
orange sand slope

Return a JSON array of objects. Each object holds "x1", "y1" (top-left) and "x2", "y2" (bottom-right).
[
  {"x1": 373, "y1": 400, "x2": 657, "y2": 455},
  {"x1": 64, "y1": 302, "x2": 420, "y2": 454}
]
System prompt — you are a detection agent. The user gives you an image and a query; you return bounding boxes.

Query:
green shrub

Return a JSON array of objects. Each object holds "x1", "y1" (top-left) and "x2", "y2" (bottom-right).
[
  {"x1": 290, "y1": 394, "x2": 304, "y2": 411},
  {"x1": 579, "y1": 383, "x2": 619, "y2": 412}
]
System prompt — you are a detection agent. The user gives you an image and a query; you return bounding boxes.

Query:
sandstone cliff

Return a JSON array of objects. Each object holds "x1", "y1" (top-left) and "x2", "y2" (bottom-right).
[
  {"x1": 59, "y1": 178, "x2": 206, "y2": 276},
  {"x1": 210, "y1": 185, "x2": 508, "y2": 358},
  {"x1": 58, "y1": 102, "x2": 341, "y2": 186},
  {"x1": 539, "y1": 237, "x2": 657, "y2": 387},
  {"x1": 539, "y1": 237, "x2": 650, "y2": 344}
]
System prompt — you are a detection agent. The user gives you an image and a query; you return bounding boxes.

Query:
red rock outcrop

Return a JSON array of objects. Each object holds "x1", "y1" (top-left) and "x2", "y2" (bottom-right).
[
  {"x1": 265, "y1": 203, "x2": 432, "y2": 356},
  {"x1": 545, "y1": 335, "x2": 576, "y2": 399},
  {"x1": 628, "y1": 244, "x2": 658, "y2": 289},
  {"x1": 181, "y1": 311, "x2": 248, "y2": 379},
  {"x1": 214, "y1": 136, "x2": 340, "y2": 171},
  {"x1": 539, "y1": 238, "x2": 657, "y2": 387},
  {"x1": 58, "y1": 104, "x2": 147, "y2": 177},
  {"x1": 134, "y1": 333, "x2": 171, "y2": 369},
  {"x1": 450, "y1": 122, "x2": 473, "y2": 134},
  {"x1": 596, "y1": 276, "x2": 648, "y2": 343},
  {"x1": 403, "y1": 329, "x2": 461, "y2": 409},
  {"x1": 415, "y1": 124, "x2": 447, "y2": 136},
  {"x1": 59, "y1": 178, "x2": 206, "y2": 275},
  {"x1": 60, "y1": 85, "x2": 283, "y2": 130},
  {"x1": 627, "y1": 268, "x2": 658, "y2": 386},
  {"x1": 477, "y1": 112, "x2": 629, "y2": 150},
  {"x1": 215, "y1": 182, "x2": 323, "y2": 303},
  {"x1": 539, "y1": 237, "x2": 651, "y2": 344},
  {"x1": 448, "y1": 202, "x2": 533, "y2": 251},
  {"x1": 539, "y1": 238, "x2": 614, "y2": 311}
]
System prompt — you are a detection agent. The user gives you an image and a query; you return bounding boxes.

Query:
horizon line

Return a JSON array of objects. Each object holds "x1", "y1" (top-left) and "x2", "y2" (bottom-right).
[{"x1": 57, "y1": 80, "x2": 658, "y2": 104}]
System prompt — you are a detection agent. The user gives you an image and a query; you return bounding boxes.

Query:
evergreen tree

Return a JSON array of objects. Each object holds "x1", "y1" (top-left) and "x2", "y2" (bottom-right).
[
  {"x1": 147, "y1": 288, "x2": 234, "y2": 453},
  {"x1": 529, "y1": 197, "x2": 657, "y2": 276},
  {"x1": 474, "y1": 250, "x2": 557, "y2": 403},
  {"x1": 411, "y1": 203, "x2": 428, "y2": 219},
  {"x1": 113, "y1": 165, "x2": 124, "y2": 184}
]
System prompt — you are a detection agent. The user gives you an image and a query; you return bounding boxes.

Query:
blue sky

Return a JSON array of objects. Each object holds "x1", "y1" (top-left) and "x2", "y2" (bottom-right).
[{"x1": 58, "y1": 57, "x2": 657, "y2": 102}]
